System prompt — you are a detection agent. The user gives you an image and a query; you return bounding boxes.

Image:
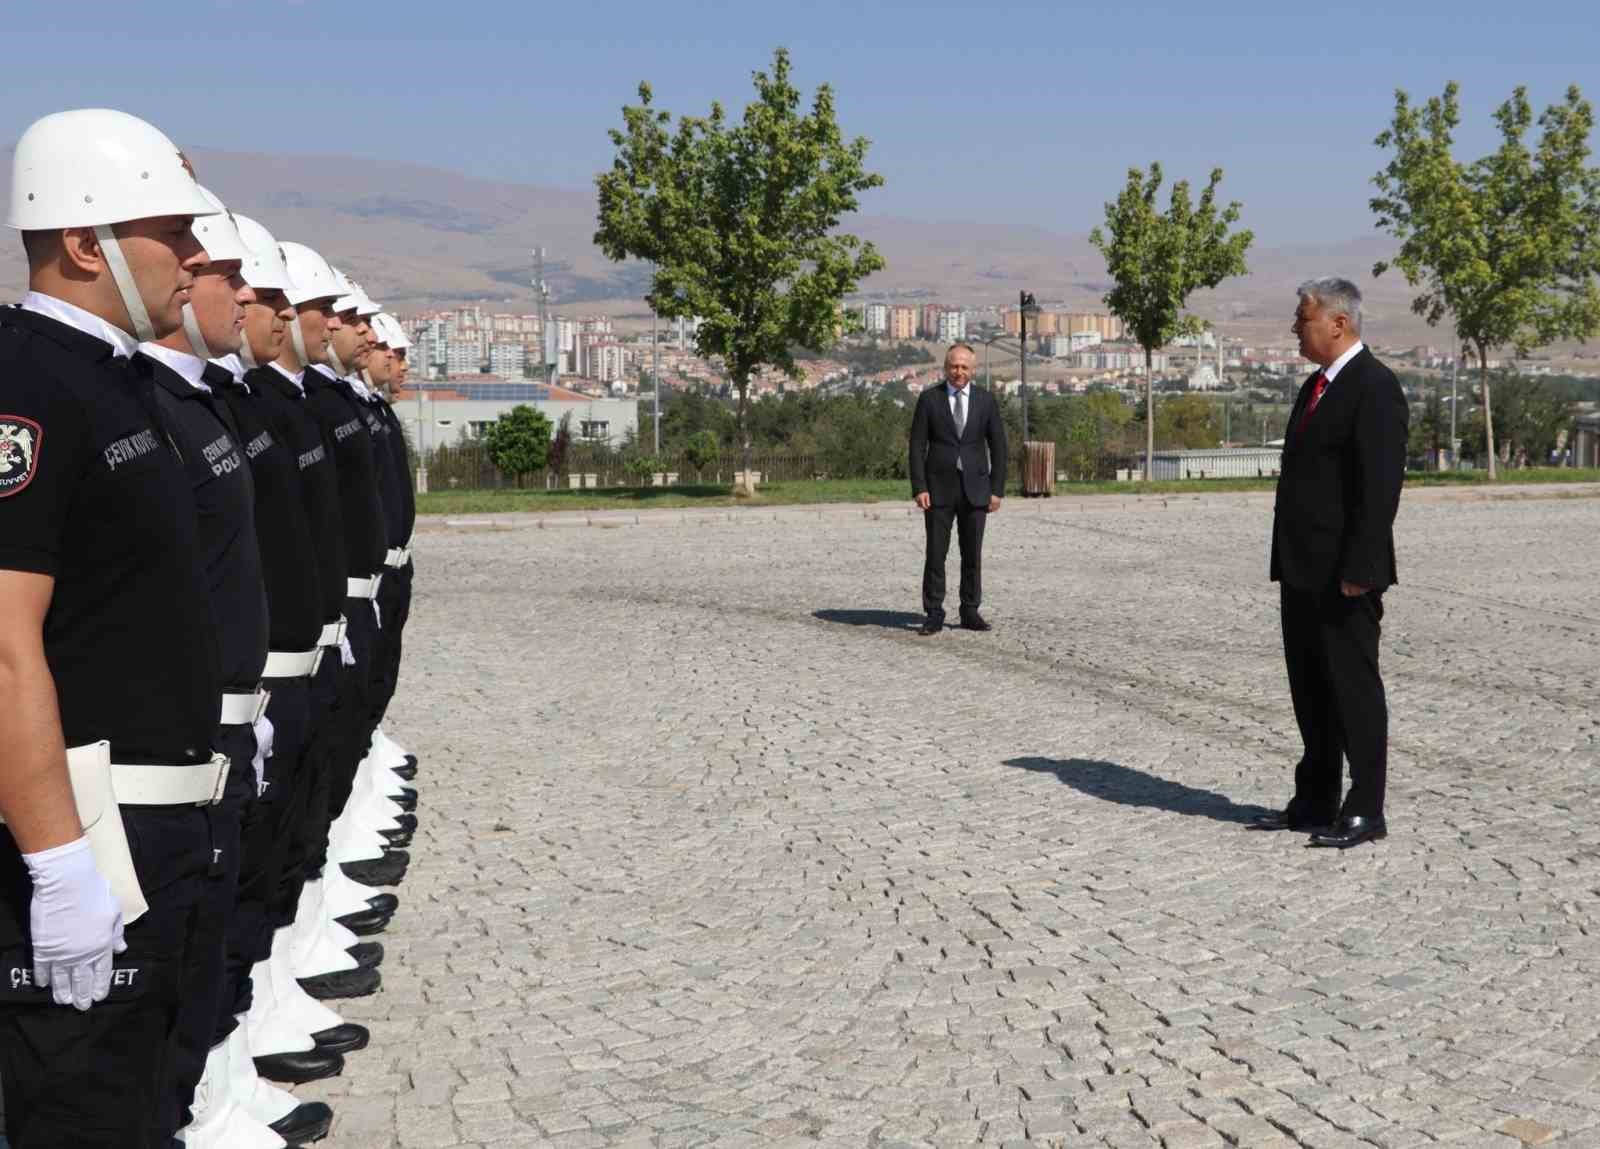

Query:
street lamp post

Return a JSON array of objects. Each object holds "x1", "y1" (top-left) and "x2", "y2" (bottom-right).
[{"x1": 1018, "y1": 290, "x2": 1038, "y2": 444}]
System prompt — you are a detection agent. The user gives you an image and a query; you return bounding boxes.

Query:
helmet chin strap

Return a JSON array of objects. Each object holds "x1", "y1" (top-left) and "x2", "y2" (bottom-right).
[
  {"x1": 94, "y1": 225, "x2": 157, "y2": 342},
  {"x1": 326, "y1": 343, "x2": 348, "y2": 376},
  {"x1": 180, "y1": 302, "x2": 214, "y2": 360},
  {"x1": 289, "y1": 314, "x2": 310, "y2": 366}
]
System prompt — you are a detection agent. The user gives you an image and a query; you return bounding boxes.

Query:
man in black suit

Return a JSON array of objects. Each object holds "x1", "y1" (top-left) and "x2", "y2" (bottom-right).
[
  {"x1": 909, "y1": 343, "x2": 1008, "y2": 636},
  {"x1": 1254, "y1": 277, "x2": 1408, "y2": 849}
]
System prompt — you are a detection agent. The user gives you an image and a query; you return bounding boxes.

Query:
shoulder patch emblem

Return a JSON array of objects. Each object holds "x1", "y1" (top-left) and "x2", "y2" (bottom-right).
[{"x1": 0, "y1": 416, "x2": 42, "y2": 498}]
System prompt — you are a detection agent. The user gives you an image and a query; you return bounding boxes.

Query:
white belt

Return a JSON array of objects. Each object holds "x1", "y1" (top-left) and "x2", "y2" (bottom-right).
[
  {"x1": 318, "y1": 617, "x2": 348, "y2": 648},
  {"x1": 220, "y1": 688, "x2": 270, "y2": 726},
  {"x1": 107, "y1": 757, "x2": 231, "y2": 807},
  {"x1": 384, "y1": 544, "x2": 411, "y2": 569},
  {"x1": 346, "y1": 574, "x2": 382, "y2": 600},
  {"x1": 262, "y1": 648, "x2": 322, "y2": 679}
]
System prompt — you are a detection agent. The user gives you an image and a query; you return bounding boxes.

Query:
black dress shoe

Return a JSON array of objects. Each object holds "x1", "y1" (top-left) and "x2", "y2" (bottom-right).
[
  {"x1": 390, "y1": 763, "x2": 418, "y2": 781},
  {"x1": 335, "y1": 905, "x2": 394, "y2": 937},
  {"x1": 341, "y1": 850, "x2": 409, "y2": 887},
  {"x1": 391, "y1": 813, "x2": 417, "y2": 834},
  {"x1": 959, "y1": 613, "x2": 991, "y2": 632},
  {"x1": 312, "y1": 1022, "x2": 370, "y2": 1054},
  {"x1": 1247, "y1": 810, "x2": 1332, "y2": 832},
  {"x1": 379, "y1": 826, "x2": 413, "y2": 848},
  {"x1": 1308, "y1": 815, "x2": 1388, "y2": 849},
  {"x1": 297, "y1": 965, "x2": 381, "y2": 1000},
  {"x1": 365, "y1": 892, "x2": 400, "y2": 915},
  {"x1": 346, "y1": 940, "x2": 384, "y2": 969},
  {"x1": 403, "y1": 753, "x2": 418, "y2": 771},
  {"x1": 270, "y1": 1100, "x2": 334, "y2": 1145},
  {"x1": 917, "y1": 617, "x2": 943, "y2": 636},
  {"x1": 391, "y1": 789, "x2": 418, "y2": 813},
  {"x1": 253, "y1": 1048, "x2": 345, "y2": 1084}
]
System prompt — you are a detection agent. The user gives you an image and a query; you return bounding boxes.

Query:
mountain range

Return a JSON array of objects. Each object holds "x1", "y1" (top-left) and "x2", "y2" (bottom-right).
[{"x1": 0, "y1": 147, "x2": 1441, "y2": 347}]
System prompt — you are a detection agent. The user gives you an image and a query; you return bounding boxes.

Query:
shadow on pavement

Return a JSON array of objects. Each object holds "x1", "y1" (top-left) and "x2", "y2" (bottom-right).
[
  {"x1": 813, "y1": 609, "x2": 924, "y2": 631},
  {"x1": 1003, "y1": 756, "x2": 1272, "y2": 825}
]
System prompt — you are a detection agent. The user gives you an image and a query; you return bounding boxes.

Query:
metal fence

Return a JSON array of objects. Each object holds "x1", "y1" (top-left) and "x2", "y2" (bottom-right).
[{"x1": 415, "y1": 444, "x2": 823, "y2": 490}]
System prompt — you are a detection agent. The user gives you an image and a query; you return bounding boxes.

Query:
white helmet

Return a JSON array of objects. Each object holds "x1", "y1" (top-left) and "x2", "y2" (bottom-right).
[
  {"x1": 190, "y1": 186, "x2": 249, "y2": 262},
  {"x1": 374, "y1": 314, "x2": 411, "y2": 351},
  {"x1": 8, "y1": 109, "x2": 217, "y2": 342},
  {"x1": 331, "y1": 266, "x2": 380, "y2": 316},
  {"x1": 280, "y1": 242, "x2": 340, "y2": 306},
  {"x1": 7, "y1": 108, "x2": 216, "y2": 231},
  {"x1": 230, "y1": 213, "x2": 291, "y2": 293}
]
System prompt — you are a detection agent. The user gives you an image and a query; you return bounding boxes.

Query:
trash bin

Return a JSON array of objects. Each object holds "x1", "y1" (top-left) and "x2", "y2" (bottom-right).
[{"x1": 1022, "y1": 440, "x2": 1056, "y2": 497}]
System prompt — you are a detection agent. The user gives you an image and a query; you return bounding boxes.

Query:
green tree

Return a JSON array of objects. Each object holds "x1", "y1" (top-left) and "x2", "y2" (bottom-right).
[
  {"x1": 683, "y1": 428, "x2": 719, "y2": 480},
  {"x1": 1372, "y1": 82, "x2": 1600, "y2": 479},
  {"x1": 594, "y1": 48, "x2": 886, "y2": 489},
  {"x1": 1090, "y1": 165, "x2": 1253, "y2": 479},
  {"x1": 482, "y1": 405, "x2": 552, "y2": 487}
]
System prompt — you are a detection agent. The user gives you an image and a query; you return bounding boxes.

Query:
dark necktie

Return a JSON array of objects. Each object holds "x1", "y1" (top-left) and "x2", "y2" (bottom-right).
[
  {"x1": 953, "y1": 388, "x2": 966, "y2": 437},
  {"x1": 1296, "y1": 372, "x2": 1328, "y2": 435}
]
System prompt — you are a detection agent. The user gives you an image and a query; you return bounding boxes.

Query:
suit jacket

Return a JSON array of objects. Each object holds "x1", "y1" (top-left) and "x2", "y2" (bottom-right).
[
  {"x1": 909, "y1": 383, "x2": 1008, "y2": 507},
  {"x1": 1270, "y1": 347, "x2": 1408, "y2": 592}
]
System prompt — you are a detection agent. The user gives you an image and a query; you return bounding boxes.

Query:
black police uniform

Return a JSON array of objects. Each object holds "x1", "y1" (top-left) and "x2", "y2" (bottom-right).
[
  {"x1": 299, "y1": 366, "x2": 388, "y2": 881},
  {"x1": 0, "y1": 305, "x2": 221, "y2": 1149},
  {"x1": 374, "y1": 395, "x2": 417, "y2": 712},
  {"x1": 248, "y1": 364, "x2": 348, "y2": 924},
  {"x1": 140, "y1": 349, "x2": 269, "y2": 1127},
  {"x1": 208, "y1": 362, "x2": 325, "y2": 1025},
  {"x1": 356, "y1": 383, "x2": 407, "y2": 758}
]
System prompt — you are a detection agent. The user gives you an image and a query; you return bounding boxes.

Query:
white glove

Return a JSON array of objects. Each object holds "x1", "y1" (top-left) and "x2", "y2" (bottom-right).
[
  {"x1": 252, "y1": 714, "x2": 276, "y2": 795},
  {"x1": 23, "y1": 836, "x2": 127, "y2": 1011},
  {"x1": 339, "y1": 635, "x2": 356, "y2": 667}
]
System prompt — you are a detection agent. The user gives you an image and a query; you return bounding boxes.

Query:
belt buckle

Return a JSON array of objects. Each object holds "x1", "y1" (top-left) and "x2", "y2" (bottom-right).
[{"x1": 203, "y1": 751, "x2": 230, "y2": 806}]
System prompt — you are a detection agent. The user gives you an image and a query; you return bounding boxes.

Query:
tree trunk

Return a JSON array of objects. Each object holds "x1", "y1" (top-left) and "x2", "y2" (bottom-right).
[
  {"x1": 736, "y1": 375, "x2": 752, "y2": 491},
  {"x1": 1144, "y1": 347, "x2": 1154, "y2": 481},
  {"x1": 1478, "y1": 343, "x2": 1497, "y2": 482}
]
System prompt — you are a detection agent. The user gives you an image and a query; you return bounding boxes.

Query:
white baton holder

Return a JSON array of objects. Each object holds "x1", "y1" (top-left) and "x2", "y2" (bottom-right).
[
  {"x1": 64, "y1": 741, "x2": 149, "y2": 925},
  {"x1": 57, "y1": 741, "x2": 232, "y2": 926}
]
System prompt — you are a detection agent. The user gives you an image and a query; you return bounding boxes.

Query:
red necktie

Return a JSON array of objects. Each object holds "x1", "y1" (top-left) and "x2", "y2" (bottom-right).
[{"x1": 1296, "y1": 372, "x2": 1328, "y2": 435}]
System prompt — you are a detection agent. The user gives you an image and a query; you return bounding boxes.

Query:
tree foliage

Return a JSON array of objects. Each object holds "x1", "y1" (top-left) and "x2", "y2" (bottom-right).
[
  {"x1": 1372, "y1": 82, "x2": 1600, "y2": 478},
  {"x1": 594, "y1": 48, "x2": 886, "y2": 478},
  {"x1": 481, "y1": 404, "x2": 552, "y2": 486},
  {"x1": 1089, "y1": 165, "x2": 1253, "y2": 478}
]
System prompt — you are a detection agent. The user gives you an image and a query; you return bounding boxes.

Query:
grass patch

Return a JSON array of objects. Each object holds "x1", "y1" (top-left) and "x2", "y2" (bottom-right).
[{"x1": 416, "y1": 468, "x2": 1600, "y2": 516}]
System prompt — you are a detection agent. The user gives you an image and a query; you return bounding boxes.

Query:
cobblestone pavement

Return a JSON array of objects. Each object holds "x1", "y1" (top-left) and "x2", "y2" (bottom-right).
[{"x1": 308, "y1": 486, "x2": 1600, "y2": 1148}]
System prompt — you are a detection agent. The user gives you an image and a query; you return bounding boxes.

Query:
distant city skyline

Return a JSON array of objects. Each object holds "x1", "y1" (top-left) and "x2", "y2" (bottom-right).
[{"x1": 1, "y1": 0, "x2": 1595, "y2": 244}]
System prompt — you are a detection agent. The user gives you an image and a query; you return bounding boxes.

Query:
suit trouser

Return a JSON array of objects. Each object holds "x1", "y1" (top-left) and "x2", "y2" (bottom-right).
[
  {"x1": 922, "y1": 490, "x2": 986, "y2": 619},
  {"x1": 1280, "y1": 584, "x2": 1389, "y2": 821},
  {"x1": 170, "y1": 726, "x2": 256, "y2": 1128},
  {"x1": 367, "y1": 564, "x2": 412, "y2": 731},
  {"x1": 285, "y1": 651, "x2": 343, "y2": 900},
  {"x1": 0, "y1": 806, "x2": 212, "y2": 1149},
  {"x1": 318, "y1": 598, "x2": 380, "y2": 873},
  {"x1": 227, "y1": 676, "x2": 313, "y2": 1024}
]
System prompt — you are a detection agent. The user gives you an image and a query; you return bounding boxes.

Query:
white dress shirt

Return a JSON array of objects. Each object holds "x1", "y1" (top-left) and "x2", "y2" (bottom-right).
[
  {"x1": 1321, "y1": 341, "x2": 1366, "y2": 387},
  {"x1": 17, "y1": 291, "x2": 138, "y2": 358},
  {"x1": 138, "y1": 341, "x2": 210, "y2": 392}
]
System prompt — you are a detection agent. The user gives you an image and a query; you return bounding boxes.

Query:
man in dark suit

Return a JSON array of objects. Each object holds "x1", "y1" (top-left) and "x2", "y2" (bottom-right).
[
  {"x1": 1254, "y1": 277, "x2": 1408, "y2": 848},
  {"x1": 909, "y1": 343, "x2": 1008, "y2": 636}
]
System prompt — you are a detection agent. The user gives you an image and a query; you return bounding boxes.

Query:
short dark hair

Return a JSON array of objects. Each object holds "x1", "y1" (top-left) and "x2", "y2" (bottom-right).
[
  {"x1": 20, "y1": 229, "x2": 61, "y2": 269},
  {"x1": 946, "y1": 342, "x2": 976, "y2": 359}
]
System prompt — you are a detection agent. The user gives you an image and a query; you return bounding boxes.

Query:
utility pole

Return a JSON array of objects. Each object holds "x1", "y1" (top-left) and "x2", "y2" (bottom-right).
[
  {"x1": 533, "y1": 247, "x2": 553, "y2": 386},
  {"x1": 651, "y1": 266, "x2": 660, "y2": 454},
  {"x1": 1019, "y1": 290, "x2": 1035, "y2": 444}
]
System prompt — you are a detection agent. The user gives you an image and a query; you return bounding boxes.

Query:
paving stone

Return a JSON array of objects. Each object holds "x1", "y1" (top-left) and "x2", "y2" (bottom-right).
[{"x1": 304, "y1": 488, "x2": 1600, "y2": 1147}]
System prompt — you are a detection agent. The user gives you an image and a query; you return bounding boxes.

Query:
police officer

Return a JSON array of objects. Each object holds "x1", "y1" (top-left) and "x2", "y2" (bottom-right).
[
  {"x1": 298, "y1": 269, "x2": 411, "y2": 896},
  {"x1": 0, "y1": 108, "x2": 228, "y2": 1149},
  {"x1": 202, "y1": 203, "x2": 343, "y2": 1148},
  {"x1": 135, "y1": 185, "x2": 274, "y2": 1144},
  {"x1": 270, "y1": 246, "x2": 389, "y2": 1001}
]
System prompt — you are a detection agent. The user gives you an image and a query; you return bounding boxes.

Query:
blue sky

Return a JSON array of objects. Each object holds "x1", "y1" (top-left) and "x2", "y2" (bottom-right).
[{"x1": 2, "y1": 0, "x2": 1595, "y2": 243}]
